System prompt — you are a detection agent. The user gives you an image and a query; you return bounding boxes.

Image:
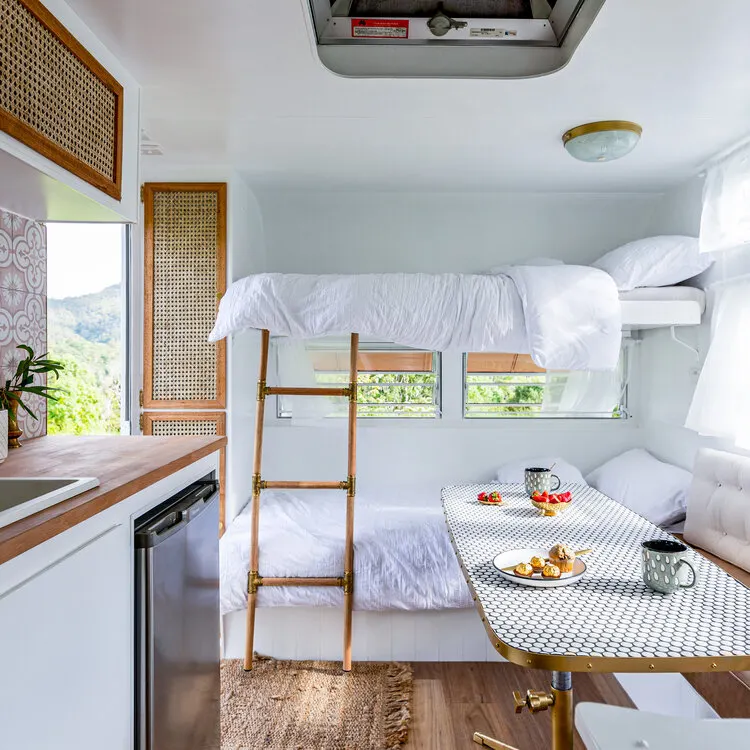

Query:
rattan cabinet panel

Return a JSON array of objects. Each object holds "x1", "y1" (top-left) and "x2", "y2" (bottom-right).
[
  {"x1": 143, "y1": 183, "x2": 227, "y2": 409},
  {"x1": 141, "y1": 412, "x2": 227, "y2": 533},
  {"x1": 0, "y1": 0, "x2": 123, "y2": 199}
]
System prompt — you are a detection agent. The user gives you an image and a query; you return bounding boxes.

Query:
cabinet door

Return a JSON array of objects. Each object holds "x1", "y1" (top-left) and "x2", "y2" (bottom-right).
[{"x1": 0, "y1": 524, "x2": 131, "y2": 750}]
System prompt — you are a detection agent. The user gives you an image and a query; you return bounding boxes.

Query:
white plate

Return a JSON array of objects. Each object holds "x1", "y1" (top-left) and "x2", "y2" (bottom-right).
[{"x1": 492, "y1": 547, "x2": 587, "y2": 588}]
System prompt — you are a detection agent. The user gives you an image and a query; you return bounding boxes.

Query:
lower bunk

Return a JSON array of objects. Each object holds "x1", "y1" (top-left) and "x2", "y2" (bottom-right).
[{"x1": 220, "y1": 486, "x2": 500, "y2": 661}]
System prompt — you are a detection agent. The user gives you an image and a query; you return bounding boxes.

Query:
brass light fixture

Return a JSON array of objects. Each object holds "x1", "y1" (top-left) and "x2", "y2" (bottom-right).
[{"x1": 562, "y1": 121, "x2": 643, "y2": 163}]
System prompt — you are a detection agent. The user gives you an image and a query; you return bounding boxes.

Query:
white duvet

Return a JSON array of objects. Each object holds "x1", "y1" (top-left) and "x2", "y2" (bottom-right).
[
  {"x1": 220, "y1": 489, "x2": 473, "y2": 615},
  {"x1": 210, "y1": 266, "x2": 621, "y2": 370}
]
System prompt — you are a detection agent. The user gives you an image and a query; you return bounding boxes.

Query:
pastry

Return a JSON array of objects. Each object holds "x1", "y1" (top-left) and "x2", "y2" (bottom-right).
[
  {"x1": 514, "y1": 563, "x2": 534, "y2": 578},
  {"x1": 530, "y1": 555, "x2": 546, "y2": 573},
  {"x1": 542, "y1": 563, "x2": 561, "y2": 579},
  {"x1": 548, "y1": 544, "x2": 575, "y2": 573}
]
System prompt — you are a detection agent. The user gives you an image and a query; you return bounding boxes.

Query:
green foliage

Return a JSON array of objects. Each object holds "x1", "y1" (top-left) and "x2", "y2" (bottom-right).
[
  {"x1": 465, "y1": 373, "x2": 545, "y2": 417},
  {"x1": 316, "y1": 371, "x2": 439, "y2": 417},
  {"x1": 0, "y1": 345, "x2": 65, "y2": 420},
  {"x1": 47, "y1": 285, "x2": 121, "y2": 436},
  {"x1": 47, "y1": 358, "x2": 120, "y2": 435}
]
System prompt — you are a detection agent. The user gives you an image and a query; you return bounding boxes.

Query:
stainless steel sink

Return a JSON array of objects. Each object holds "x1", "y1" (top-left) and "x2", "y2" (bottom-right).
[{"x1": 0, "y1": 477, "x2": 100, "y2": 529}]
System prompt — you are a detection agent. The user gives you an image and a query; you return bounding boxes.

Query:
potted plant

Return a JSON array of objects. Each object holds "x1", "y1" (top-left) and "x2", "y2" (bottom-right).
[{"x1": 0, "y1": 345, "x2": 65, "y2": 449}]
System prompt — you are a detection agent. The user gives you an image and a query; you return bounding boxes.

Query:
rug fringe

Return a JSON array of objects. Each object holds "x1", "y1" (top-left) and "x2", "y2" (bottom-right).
[{"x1": 384, "y1": 663, "x2": 413, "y2": 749}]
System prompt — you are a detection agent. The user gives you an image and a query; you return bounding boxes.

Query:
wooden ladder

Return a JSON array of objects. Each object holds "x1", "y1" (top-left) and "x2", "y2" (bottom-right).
[{"x1": 244, "y1": 329, "x2": 359, "y2": 671}]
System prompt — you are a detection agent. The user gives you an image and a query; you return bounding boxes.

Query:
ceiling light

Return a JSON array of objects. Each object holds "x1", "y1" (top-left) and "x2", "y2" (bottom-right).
[{"x1": 562, "y1": 121, "x2": 642, "y2": 163}]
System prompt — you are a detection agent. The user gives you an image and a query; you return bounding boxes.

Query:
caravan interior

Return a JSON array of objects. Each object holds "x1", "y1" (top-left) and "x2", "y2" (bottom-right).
[{"x1": 1, "y1": 1, "x2": 750, "y2": 749}]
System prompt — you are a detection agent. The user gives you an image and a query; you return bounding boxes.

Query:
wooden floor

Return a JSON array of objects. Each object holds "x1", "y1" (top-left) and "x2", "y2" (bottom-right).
[{"x1": 403, "y1": 662, "x2": 634, "y2": 750}]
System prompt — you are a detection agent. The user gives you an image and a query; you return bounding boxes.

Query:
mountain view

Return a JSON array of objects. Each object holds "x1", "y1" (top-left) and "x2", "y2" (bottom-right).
[{"x1": 47, "y1": 284, "x2": 122, "y2": 435}]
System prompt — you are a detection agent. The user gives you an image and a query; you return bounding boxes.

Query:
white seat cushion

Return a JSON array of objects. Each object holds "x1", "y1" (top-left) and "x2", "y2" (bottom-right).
[{"x1": 684, "y1": 448, "x2": 750, "y2": 573}]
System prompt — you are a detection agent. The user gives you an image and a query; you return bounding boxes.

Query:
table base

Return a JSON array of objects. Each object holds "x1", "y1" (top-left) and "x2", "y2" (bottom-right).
[{"x1": 472, "y1": 671, "x2": 574, "y2": 750}]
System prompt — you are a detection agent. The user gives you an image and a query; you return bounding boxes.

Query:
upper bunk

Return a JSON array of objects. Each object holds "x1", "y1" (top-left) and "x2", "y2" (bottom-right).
[{"x1": 210, "y1": 238, "x2": 709, "y2": 357}]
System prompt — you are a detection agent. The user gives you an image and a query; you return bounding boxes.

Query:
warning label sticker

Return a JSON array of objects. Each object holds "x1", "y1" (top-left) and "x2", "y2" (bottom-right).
[
  {"x1": 469, "y1": 27, "x2": 518, "y2": 38},
  {"x1": 351, "y1": 19, "x2": 409, "y2": 38}
]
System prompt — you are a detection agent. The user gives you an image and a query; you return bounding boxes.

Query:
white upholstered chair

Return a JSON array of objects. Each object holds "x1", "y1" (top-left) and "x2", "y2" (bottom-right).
[
  {"x1": 575, "y1": 703, "x2": 750, "y2": 749},
  {"x1": 683, "y1": 448, "x2": 750, "y2": 573}
]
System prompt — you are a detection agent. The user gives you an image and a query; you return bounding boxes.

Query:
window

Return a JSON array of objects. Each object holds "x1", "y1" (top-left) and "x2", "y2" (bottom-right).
[
  {"x1": 464, "y1": 352, "x2": 627, "y2": 419},
  {"x1": 276, "y1": 341, "x2": 441, "y2": 419},
  {"x1": 46, "y1": 223, "x2": 129, "y2": 435}
]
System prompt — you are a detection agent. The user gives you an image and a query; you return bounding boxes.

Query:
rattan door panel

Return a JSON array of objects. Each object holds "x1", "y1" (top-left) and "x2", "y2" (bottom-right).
[
  {"x1": 142, "y1": 412, "x2": 227, "y2": 534},
  {"x1": 0, "y1": 0, "x2": 123, "y2": 200},
  {"x1": 143, "y1": 183, "x2": 227, "y2": 409}
]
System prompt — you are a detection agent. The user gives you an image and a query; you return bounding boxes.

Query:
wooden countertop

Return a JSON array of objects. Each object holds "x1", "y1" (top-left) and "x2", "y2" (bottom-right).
[{"x1": 0, "y1": 435, "x2": 226, "y2": 565}]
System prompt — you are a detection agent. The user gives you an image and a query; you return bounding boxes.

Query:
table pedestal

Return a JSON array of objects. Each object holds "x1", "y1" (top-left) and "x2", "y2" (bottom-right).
[{"x1": 472, "y1": 671, "x2": 574, "y2": 750}]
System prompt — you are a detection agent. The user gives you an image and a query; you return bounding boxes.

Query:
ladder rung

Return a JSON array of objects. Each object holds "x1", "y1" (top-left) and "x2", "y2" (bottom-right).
[
  {"x1": 266, "y1": 386, "x2": 351, "y2": 397},
  {"x1": 262, "y1": 480, "x2": 348, "y2": 490},
  {"x1": 260, "y1": 576, "x2": 344, "y2": 587}
]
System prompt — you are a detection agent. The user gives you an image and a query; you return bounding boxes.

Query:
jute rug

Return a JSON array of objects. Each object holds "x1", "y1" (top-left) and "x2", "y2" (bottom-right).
[{"x1": 221, "y1": 656, "x2": 412, "y2": 750}]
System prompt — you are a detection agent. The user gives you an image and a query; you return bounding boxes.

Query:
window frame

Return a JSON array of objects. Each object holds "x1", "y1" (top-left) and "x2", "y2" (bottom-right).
[
  {"x1": 462, "y1": 349, "x2": 630, "y2": 421},
  {"x1": 275, "y1": 340, "x2": 443, "y2": 420}
]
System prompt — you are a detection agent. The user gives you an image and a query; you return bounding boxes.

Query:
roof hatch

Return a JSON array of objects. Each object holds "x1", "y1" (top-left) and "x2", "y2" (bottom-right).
[{"x1": 309, "y1": 0, "x2": 606, "y2": 78}]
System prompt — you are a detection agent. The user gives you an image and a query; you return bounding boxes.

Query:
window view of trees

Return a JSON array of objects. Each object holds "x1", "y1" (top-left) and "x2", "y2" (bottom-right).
[
  {"x1": 317, "y1": 371, "x2": 439, "y2": 417},
  {"x1": 278, "y1": 346, "x2": 441, "y2": 418},
  {"x1": 46, "y1": 225, "x2": 123, "y2": 435},
  {"x1": 465, "y1": 373, "x2": 545, "y2": 417}
]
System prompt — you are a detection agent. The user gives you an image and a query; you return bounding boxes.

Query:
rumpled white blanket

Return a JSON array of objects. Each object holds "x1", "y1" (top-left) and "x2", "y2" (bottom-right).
[
  {"x1": 209, "y1": 267, "x2": 621, "y2": 370},
  {"x1": 220, "y1": 489, "x2": 473, "y2": 614}
]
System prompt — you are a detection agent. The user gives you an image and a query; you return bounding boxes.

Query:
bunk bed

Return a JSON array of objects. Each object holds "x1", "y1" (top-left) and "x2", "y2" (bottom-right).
[{"x1": 211, "y1": 265, "x2": 707, "y2": 667}]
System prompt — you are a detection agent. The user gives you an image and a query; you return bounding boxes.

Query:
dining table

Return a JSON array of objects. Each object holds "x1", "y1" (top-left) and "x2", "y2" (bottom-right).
[{"x1": 442, "y1": 482, "x2": 750, "y2": 750}]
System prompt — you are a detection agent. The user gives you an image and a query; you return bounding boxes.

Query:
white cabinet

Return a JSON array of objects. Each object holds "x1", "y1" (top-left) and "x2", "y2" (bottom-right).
[{"x1": 0, "y1": 523, "x2": 132, "y2": 750}]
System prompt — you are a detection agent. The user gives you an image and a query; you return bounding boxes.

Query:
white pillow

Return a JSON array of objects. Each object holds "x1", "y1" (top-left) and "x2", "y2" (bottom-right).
[
  {"x1": 592, "y1": 236, "x2": 713, "y2": 291},
  {"x1": 585, "y1": 449, "x2": 692, "y2": 527},
  {"x1": 495, "y1": 457, "x2": 586, "y2": 486}
]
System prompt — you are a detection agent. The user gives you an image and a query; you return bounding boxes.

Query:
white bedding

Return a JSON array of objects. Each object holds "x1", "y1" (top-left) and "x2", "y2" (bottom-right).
[
  {"x1": 220, "y1": 489, "x2": 473, "y2": 615},
  {"x1": 210, "y1": 266, "x2": 621, "y2": 371}
]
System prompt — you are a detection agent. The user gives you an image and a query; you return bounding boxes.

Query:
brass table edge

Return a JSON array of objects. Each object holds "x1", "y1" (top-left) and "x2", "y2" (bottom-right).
[{"x1": 444, "y1": 523, "x2": 750, "y2": 674}]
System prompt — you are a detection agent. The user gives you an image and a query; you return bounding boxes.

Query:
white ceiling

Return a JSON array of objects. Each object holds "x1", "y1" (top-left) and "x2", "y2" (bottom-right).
[{"x1": 66, "y1": 0, "x2": 750, "y2": 191}]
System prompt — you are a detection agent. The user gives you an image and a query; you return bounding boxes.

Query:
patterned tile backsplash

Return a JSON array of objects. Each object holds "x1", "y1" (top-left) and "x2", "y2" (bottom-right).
[{"x1": 0, "y1": 209, "x2": 47, "y2": 438}]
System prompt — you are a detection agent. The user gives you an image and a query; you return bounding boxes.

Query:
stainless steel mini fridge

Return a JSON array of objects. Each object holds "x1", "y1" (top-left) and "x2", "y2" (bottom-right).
[{"x1": 135, "y1": 474, "x2": 220, "y2": 750}]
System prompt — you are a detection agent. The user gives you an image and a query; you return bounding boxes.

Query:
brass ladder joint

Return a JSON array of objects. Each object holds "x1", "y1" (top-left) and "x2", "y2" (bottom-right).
[
  {"x1": 256, "y1": 380, "x2": 269, "y2": 401},
  {"x1": 341, "y1": 475, "x2": 356, "y2": 496},
  {"x1": 348, "y1": 381, "x2": 358, "y2": 403},
  {"x1": 248, "y1": 570, "x2": 263, "y2": 595},
  {"x1": 342, "y1": 571, "x2": 354, "y2": 595},
  {"x1": 252, "y1": 473, "x2": 267, "y2": 496}
]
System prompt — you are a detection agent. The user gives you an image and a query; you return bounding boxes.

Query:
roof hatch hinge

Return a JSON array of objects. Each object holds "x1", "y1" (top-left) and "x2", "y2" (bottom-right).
[{"x1": 427, "y1": 3, "x2": 468, "y2": 37}]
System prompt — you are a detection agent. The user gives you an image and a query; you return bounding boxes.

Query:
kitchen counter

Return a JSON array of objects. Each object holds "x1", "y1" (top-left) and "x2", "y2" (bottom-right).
[{"x1": 0, "y1": 434, "x2": 226, "y2": 565}]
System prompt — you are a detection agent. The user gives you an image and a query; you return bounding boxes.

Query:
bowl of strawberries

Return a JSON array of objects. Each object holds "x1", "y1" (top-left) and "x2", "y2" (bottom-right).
[
  {"x1": 530, "y1": 490, "x2": 572, "y2": 516},
  {"x1": 478, "y1": 490, "x2": 504, "y2": 506}
]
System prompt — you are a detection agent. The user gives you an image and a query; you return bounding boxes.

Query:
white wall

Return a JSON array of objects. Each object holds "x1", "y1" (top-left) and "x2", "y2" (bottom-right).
[
  {"x1": 641, "y1": 176, "x2": 750, "y2": 468},
  {"x1": 224, "y1": 189, "x2": 664, "y2": 518},
  {"x1": 256, "y1": 190, "x2": 660, "y2": 273}
]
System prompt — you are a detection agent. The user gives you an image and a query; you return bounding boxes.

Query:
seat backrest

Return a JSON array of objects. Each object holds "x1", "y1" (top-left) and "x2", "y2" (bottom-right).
[{"x1": 684, "y1": 447, "x2": 750, "y2": 573}]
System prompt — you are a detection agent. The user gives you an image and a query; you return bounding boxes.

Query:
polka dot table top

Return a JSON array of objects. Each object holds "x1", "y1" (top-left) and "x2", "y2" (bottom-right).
[{"x1": 442, "y1": 483, "x2": 750, "y2": 669}]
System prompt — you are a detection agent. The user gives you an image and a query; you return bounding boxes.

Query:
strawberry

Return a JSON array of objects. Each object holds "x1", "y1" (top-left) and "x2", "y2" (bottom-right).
[
  {"x1": 478, "y1": 492, "x2": 487, "y2": 501},
  {"x1": 548, "y1": 496, "x2": 559, "y2": 504}
]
